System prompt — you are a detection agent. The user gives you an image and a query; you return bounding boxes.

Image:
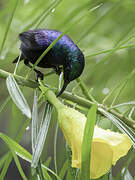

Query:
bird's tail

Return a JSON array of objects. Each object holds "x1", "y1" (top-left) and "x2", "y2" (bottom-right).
[
  {"x1": 12, "y1": 55, "x2": 23, "y2": 63},
  {"x1": 57, "y1": 81, "x2": 69, "y2": 97}
]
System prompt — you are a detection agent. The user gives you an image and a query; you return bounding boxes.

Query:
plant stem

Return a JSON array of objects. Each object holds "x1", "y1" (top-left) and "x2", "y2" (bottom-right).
[
  {"x1": 85, "y1": 43, "x2": 135, "y2": 58},
  {"x1": 0, "y1": 69, "x2": 38, "y2": 88},
  {"x1": 0, "y1": 68, "x2": 135, "y2": 129}
]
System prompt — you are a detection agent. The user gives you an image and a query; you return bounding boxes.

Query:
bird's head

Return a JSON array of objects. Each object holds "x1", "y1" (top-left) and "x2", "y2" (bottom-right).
[{"x1": 57, "y1": 53, "x2": 85, "y2": 97}]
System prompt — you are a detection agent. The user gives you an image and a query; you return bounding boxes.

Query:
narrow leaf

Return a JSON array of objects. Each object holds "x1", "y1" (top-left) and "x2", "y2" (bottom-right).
[
  {"x1": 0, "y1": 0, "x2": 19, "y2": 57},
  {"x1": 59, "y1": 160, "x2": 68, "y2": 179},
  {"x1": 31, "y1": 102, "x2": 52, "y2": 168},
  {"x1": 122, "y1": 169, "x2": 133, "y2": 180},
  {"x1": 6, "y1": 75, "x2": 31, "y2": 119},
  {"x1": 54, "y1": 123, "x2": 59, "y2": 175},
  {"x1": 36, "y1": 160, "x2": 45, "y2": 180},
  {"x1": 0, "y1": 132, "x2": 60, "y2": 179},
  {"x1": 0, "y1": 153, "x2": 9, "y2": 169},
  {"x1": 11, "y1": 151, "x2": 28, "y2": 180},
  {"x1": 66, "y1": 145, "x2": 77, "y2": 180},
  {"x1": 99, "y1": 108, "x2": 135, "y2": 147},
  {"x1": 81, "y1": 104, "x2": 97, "y2": 180},
  {"x1": 0, "y1": 132, "x2": 32, "y2": 162},
  {"x1": 0, "y1": 153, "x2": 12, "y2": 180},
  {"x1": 111, "y1": 101, "x2": 135, "y2": 108},
  {"x1": 42, "y1": 157, "x2": 52, "y2": 180},
  {"x1": 32, "y1": 90, "x2": 39, "y2": 153}
]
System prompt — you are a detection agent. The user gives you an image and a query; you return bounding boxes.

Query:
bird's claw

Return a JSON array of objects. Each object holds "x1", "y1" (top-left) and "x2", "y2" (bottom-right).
[
  {"x1": 55, "y1": 67, "x2": 62, "y2": 75},
  {"x1": 36, "y1": 71, "x2": 44, "y2": 82}
]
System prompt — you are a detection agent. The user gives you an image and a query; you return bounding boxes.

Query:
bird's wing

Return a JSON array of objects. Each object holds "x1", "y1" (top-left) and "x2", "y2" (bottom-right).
[{"x1": 19, "y1": 30, "x2": 51, "y2": 51}]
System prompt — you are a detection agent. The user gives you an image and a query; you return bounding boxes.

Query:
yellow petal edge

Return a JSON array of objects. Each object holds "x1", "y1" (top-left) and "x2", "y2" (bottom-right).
[{"x1": 58, "y1": 106, "x2": 132, "y2": 179}]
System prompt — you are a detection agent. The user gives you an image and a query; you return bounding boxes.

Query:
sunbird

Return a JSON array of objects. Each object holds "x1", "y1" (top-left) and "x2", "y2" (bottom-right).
[{"x1": 13, "y1": 29, "x2": 85, "y2": 96}]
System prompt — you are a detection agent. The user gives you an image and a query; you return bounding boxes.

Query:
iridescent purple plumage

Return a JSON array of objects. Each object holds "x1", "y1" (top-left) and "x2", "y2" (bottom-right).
[{"x1": 13, "y1": 29, "x2": 85, "y2": 96}]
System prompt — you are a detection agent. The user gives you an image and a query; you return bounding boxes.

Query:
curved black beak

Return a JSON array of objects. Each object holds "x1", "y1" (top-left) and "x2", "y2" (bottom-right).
[{"x1": 57, "y1": 80, "x2": 69, "y2": 97}]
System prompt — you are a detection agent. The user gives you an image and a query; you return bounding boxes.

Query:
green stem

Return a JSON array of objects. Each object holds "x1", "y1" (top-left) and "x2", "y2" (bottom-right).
[
  {"x1": 39, "y1": 80, "x2": 63, "y2": 110},
  {"x1": 76, "y1": 78, "x2": 98, "y2": 104},
  {"x1": 0, "y1": 68, "x2": 135, "y2": 129},
  {"x1": 0, "y1": 69, "x2": 38, "y2": 88},
  {"x1": 85, "y1": 43, "x2": 135, "y2": 58},
  {"x1": 36, "y1": 159, "x2": 45, "y2": 180},
  {"x1": 0, "y1": 0, "x2": 19, "y2": 57}
]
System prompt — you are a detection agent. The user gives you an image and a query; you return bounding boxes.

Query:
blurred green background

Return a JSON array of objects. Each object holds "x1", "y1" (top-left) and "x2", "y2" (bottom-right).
[{"x1": 0, "y1": 0, "x2": 135, "y2": 179}]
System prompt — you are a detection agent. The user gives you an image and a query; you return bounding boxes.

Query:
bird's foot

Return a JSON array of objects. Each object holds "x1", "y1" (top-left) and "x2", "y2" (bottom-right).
[
  {"x1": 36, "y1": 71, "x2": 44, "y2": 82},
  {"x1": 54, "y1": 67, "x2": 62, "y2": 75}
]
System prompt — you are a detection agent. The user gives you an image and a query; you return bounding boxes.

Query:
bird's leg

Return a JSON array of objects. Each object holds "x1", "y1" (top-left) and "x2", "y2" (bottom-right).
[
  {"x1": 53, "y1": 66, "x2": 62, "y2": 75},
  {"x1": 24, "y1": 60, "x2": 44, "y2": 81}
]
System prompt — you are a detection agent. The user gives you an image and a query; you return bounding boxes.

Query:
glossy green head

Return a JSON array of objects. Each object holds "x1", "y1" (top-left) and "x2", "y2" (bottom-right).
[
  {"x1": 57, "y1": 49, "x2": 85, "y2": 97},
  {"x1": 65, "y1": 49, "x2": 85, "y2": 82}
]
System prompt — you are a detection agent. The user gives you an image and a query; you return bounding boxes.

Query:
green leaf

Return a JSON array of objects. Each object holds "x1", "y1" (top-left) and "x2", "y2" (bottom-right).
[
  {"x1": 99, "y1": 108, "x2": 135, "y2": 147},
  {"x1": 11, "y1": 151, "x2": 28, "y2": 180},
  {"x1": 42, "y1": 157, "x2": 52, "y2": 180},
  {"x1": 32, "y1": 90, "x2": 39, "y2": 153},
  {"x1": 66, "y1": 145, "x2": 77, "y2": 180},
  {"x1": 31, "y1": 102, "x2": 52, "y2": 169},
  {"x1": 32, "y1": 90, "x2": 45, "y2": 180},
  {"x1": 6, "y1": 75, "x2": 31, "y2": 119},
  {"x1": 0, "y1": 132, "x2": 60, "y2": 180},
  {"x1": 27, "y1": 3, "x2": 102, "y2": 78},
  {"x1": 0, "y1": 153, "x2": 12, "y2": 180},
  {"x1": 59, "y1": 160, "x2": 68, "y2": 179},
  {"x1": 0, "y1": 0, "x2": 19, "y2": 57},
  {"x1": 54, "y1": 123, "x2": 59, "y2": 176},
  {"x1": 36, "y1": 159, "x2": 45, "y2": 180},
  {"x1": 0, "y1": 153, "x2": 9, "y2": 169},
  {"x1": 0, "y1": 132, "x2": 32, "y2": 162},
  {"x1": 111, "y1": 101, "x2": 135, "y2": 108},
  {"x1": 123, "y1": 169, "x2": 133, "y2": 180},
  {"x1": 81, "y1": 104, "x2": 97, "y2": 180},
  {"x1": 34, "y1": 0, "x2": 63, "y2": 29}
]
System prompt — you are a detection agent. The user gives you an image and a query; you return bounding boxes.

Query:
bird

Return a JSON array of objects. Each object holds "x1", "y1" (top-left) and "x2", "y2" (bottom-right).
[{"x1": 13, "y1": 29, "x2": 85, "y2": 96}]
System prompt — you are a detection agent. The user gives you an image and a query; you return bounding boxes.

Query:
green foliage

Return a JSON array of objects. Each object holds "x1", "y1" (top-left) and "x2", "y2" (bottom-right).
[
  {"x1": 81, "y1": 105, "x2": 97, "y2": 180},
  {"x1": 0, "y1": 0, "x2": 135, "y2": 179}
]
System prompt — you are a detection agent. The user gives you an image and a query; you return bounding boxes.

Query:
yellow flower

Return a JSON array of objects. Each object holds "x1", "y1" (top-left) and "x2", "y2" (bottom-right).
[
  {"x1": 57, "y1": 106, "x2": 132, "y2": 179},
  {"x1": 39, "y1": 85, "x2": 132, "y2": 179}
]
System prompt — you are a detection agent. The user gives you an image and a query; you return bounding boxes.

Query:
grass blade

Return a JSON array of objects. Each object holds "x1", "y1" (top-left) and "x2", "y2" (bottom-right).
[
  {"x1": 78, "y1": 1, "x2": 120, "y2": 43},
  {"x1": 81, "y1": 104, "x2": 97, "y2": 180},
  {"x1": 59, "y1": 160, "x2": 68, "y2": 179},
  {"x1": 27, "y1": 3, "x2": 102, "y2": 78},
  {"x1": 0, "y1": 0, "x2": 19, "y2": 58},
  {"x1": 32, "y1": 90, "x2": 39, "y2": 153},
  {"x1": 85, "y1": 43, "x2": 135, "y2": 58},
  {"x1": 36, "y1": 160, "x2": 45, "y2": 180},
  {"x1": 99, "y1": 108, "x2": 135, "y2": 146},
  {"x1": 6, "y1": 75, "x2": 31, "y2": 119},
  {"x1": 0, "y1": 153, "x2": 12, "y2": 180},
  {"x1": 32, "y1": 91, "x2": 45, "y2": 180},
  {"x1": 0, "y1": 132, "x2": 32, "y2": 162},
  {"x1": 12, "y1": 151, "x2": 28, "y2": 180},
  {"x1": 123, "y1": 169, "x2": 133, "y2": 180},
  {"x1": 111, "y1": 101, "x2": 135, "y2": 109},
  {"x1": 66, "y1": 145, "x2": 77, "y2": 180},
  {"x1": 0, "y1": 132, "x2": 60, "y2": 179},
  {"x1": 54, "y1": 123, "x2": 58, "y2": 176},
  {"x1": 31, "y1": 102, "x2": 52, "y2": 168},
  {"x1": 0, "y1": 153, "x2": 10, "y2": 169},
  {"x1": 34, "y1": 0, "x2": 63, "y2": 29}
]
